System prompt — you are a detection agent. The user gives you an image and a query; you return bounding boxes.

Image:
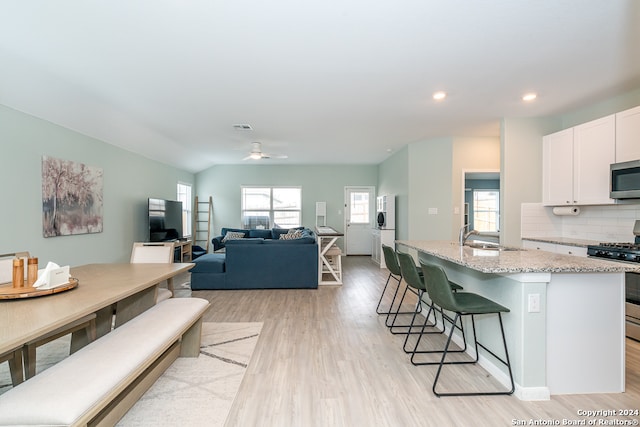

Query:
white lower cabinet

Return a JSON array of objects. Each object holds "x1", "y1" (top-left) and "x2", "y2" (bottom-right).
[
  {"x1": 522, "y1": 240, "x2": 557, "y2": 252},
  {"x1": 555, "y1": 244, "x2": 587, "y2": 257},
  {"x1": 522, "y1": 240, "x2": 587, "y2": 257},
  {"x1": 372, "y1": 229, "x2": 395, "y2": 268},
  {"x1": 372, "y1": 230, "x2": 381, "y2": 265}
]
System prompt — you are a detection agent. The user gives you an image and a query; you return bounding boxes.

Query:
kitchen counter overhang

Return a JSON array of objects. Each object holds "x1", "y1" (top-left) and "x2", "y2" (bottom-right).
[
  {"x1": 396, "y1": 240, "x2": 639, "y2": 274},
  {"x1": 396, "y1": 240, "x2": 631, "y2": 401}
]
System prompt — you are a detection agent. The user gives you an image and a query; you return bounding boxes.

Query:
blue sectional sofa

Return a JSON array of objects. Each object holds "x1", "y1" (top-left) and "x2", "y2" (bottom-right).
[{"x1": 190, "y1": 227, "x2": 319, "y2": 290}]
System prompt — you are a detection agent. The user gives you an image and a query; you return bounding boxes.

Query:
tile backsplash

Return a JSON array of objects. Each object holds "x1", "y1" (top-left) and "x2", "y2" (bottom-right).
[{"x1": 521, "y1": 202, "x2": 640, "y2": 242}]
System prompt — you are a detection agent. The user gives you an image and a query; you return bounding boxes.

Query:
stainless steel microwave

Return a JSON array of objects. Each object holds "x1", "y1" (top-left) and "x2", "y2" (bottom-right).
[{"x1": 611, "y1": 159, "x2": 640, "y2": 199}]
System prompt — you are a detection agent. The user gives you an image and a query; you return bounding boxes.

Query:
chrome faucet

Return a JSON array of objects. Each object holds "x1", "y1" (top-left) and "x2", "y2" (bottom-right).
[{"x1": 459, "y1": 224, "x2": 479, "y2": 246}]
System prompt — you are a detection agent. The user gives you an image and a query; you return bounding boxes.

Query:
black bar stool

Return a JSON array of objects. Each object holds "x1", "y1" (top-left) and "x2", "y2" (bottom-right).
[{"x1": 420, "y1": 262, "x2": 515, "y2": 397}]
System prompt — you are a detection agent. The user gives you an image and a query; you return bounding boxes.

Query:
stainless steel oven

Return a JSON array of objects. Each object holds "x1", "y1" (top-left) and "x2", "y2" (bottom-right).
[
  {"x1": 626, "y1": 272, "x2": 640, "y2": 341},
  {"x1": 587, "y1": 220, "x2": 640, "y2": 341}
]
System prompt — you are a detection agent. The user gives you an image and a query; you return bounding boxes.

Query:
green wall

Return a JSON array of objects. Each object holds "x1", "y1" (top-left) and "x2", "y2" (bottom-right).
[
  {"x1": 378, "y1": 136, "x2": 500, "y2": 242},
  {"x1": 500, "y1": 117, "x2": 558, "y2": 246},
  {"x1": 378, "y1": 88, "x2": 640, "y2": 247},
  {"x1": 4, "y1": 84, "x2": 639, "y2": 269},
  {"x1": 408, "y1": 138, "x2": 453, "y2": 240},
  {"x1": 195, "y1": 164, "x2": 378, "y2": 240},
  {"x1": 0, "y1": 105, "x2": 194, "y2": 266}
]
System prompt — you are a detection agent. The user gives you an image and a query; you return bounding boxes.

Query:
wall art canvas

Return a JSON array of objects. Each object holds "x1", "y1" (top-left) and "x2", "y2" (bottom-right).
[{"x1": 42, "y1": 156, "x2": 103, "y2": 237}]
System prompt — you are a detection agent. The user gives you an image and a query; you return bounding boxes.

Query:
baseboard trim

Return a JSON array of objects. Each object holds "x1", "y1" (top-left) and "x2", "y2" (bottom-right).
[{"x1": 515, "y1": 386, "x2": 551, "y2": 401}]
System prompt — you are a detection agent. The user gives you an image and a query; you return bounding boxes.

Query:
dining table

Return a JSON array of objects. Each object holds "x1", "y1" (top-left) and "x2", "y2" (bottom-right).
[{"x1": 0, "y1": 263, "x2": 194, "y2": 357}]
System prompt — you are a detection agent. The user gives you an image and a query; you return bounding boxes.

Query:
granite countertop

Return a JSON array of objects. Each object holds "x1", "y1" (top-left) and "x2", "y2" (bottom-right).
[
  {"x1": 521, "y1": 236, "x2": 601, "y2": 247},
  {"x1": 396, "y1": 240, "x2": 639, "y2": 274}
]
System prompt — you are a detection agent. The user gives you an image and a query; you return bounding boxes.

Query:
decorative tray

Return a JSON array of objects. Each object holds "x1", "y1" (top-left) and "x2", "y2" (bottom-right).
[{"x1": 0, "y1": 277, "x2": 79, "y2": 300}]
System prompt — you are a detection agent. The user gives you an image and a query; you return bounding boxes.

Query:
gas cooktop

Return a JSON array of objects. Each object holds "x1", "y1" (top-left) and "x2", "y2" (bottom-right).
[{"x1": 587, "y1": 242, "x2": 640, "y2": 263}]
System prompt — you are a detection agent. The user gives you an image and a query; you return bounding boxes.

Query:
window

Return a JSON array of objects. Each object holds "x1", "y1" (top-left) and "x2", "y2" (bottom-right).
[
  {"x1": 177, "y1": 183, "x2": 192, "y2": 238},
  {"x1": 349, "y1": 191, "x2": 370, "y2": 224},
  {"x1": 473, "y1": 190, "x2": 499, "y2": 232},
  {"x1": 241, "y1": 186, "x2": 301, "y2": 229}
]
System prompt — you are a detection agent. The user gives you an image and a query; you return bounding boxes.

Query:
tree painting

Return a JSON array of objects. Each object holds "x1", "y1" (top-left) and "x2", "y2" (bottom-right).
[{"x1": 42, "y1": 156, "x2": 103, "y2": 237}]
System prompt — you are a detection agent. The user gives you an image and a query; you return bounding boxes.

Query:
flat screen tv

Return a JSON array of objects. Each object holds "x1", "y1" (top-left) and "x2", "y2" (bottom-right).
[{"x1": 148, "y1": 198, "x2": 183, "y2": 242}]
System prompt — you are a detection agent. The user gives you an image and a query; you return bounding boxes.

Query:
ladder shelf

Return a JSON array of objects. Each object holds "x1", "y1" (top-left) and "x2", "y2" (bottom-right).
[{"x1": 193, "y1": 196, "x2": 213, "y2": 255}]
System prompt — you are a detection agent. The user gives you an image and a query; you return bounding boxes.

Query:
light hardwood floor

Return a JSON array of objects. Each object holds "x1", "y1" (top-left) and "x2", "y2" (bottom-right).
[{"x1": 193, "y1": 256, "x2": 640, "y2": 427}]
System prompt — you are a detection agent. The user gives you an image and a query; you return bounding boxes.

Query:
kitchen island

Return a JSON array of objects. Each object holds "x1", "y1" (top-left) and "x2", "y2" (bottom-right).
[{"x1": 396, "y1": 240, "x2": 638, "y2": 401}]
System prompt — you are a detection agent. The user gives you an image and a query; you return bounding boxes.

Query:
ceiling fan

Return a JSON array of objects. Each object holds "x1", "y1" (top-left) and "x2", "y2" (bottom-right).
[{"x1": 243, "y1": 142, "x2": 288, "y2": 160}]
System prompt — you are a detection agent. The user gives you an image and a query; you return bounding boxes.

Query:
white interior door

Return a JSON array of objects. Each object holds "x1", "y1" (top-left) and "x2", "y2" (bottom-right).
[{"x1": 344, "y1": 187, "x2": 374, "y2": 255}]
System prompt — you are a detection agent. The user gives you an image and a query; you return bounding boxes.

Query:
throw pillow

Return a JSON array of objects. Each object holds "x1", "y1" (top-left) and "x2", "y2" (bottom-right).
[
  {"x1": 279, "y1": 230, "x2": 303, "y2": 240},
  {"x1": 223, "y1": 231, "x2": 246, "y2": 242}
]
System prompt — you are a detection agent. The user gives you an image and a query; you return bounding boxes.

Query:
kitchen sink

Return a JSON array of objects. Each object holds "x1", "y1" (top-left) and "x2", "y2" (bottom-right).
[{"x1": 464, "y1": 242, "x2": 521, "y2": 251}]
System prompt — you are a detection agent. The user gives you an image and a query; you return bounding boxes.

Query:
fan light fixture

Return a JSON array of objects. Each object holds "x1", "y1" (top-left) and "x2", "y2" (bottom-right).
[{"x1": 243, "y1": 141, "x2": 288, "y2": 160}]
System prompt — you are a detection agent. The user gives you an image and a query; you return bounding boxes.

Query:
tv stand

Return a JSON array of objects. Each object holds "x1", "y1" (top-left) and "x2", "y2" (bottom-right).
[{"x1": 174, "y1": 240, "x2": 192, "y2": 262}]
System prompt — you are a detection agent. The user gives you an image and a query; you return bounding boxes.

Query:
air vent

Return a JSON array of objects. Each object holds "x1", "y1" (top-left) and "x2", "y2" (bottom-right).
[{"x1": 233, "y1": 124, "x2": 253, "y2": 131}]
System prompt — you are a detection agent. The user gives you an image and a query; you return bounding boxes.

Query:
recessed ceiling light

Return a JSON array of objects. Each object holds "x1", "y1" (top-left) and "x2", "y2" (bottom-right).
[
  {"x1": 522, "y1": 93, "x2": 537, "y2": 102},
  {"x1": 433, "y1": 91, "x2": 447, "y2": 101}
]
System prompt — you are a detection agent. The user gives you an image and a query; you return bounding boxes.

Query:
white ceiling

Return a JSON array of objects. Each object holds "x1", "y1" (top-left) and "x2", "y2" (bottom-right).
[{"x1": 1, "y1": 1, "x2": 639, "y2": 173}]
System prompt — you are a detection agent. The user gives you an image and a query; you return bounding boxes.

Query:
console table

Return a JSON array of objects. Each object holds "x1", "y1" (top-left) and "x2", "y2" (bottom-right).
[
  {"x1": 174, "y1": 240, "x2": 192, "y2": 262},
  {"x1": 315, "y1": 227, "x2": 343, "y2": 285}
]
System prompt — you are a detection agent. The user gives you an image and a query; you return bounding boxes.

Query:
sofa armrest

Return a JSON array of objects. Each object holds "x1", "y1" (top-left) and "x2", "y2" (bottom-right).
[{"x1": 211, "y1": 236, "x2": 224, "y2": 251}]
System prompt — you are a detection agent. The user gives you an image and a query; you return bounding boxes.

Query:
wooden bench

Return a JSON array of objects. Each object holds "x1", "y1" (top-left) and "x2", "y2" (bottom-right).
[{"x1": 0, "y1": 297, "x2": 210, "y2": 427}]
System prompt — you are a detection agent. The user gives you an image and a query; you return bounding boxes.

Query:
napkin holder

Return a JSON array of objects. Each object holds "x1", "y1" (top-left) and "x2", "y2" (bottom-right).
[{"x1": 34, "y1": 263, "x2": 71, "y2": 290}]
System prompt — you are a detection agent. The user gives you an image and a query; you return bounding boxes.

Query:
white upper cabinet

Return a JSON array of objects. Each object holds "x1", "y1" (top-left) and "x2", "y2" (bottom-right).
[
  {"x1": 572, "y1": 114, "x2": 615, "y2": 205},
  {"x1": 615, "y1": 105, "x2": 640, "y2": 163},
  {"x1": 543, "y1": 128, "x2": 574, "y2": 205},
  {"x1": 542, "y1": 115, "x2": 615, "y2": 206}
]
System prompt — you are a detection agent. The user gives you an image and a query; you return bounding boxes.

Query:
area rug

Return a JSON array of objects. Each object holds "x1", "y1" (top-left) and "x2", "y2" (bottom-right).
[{"x1": 0, "y1": 322, "x2": 262, "y2": 427}]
